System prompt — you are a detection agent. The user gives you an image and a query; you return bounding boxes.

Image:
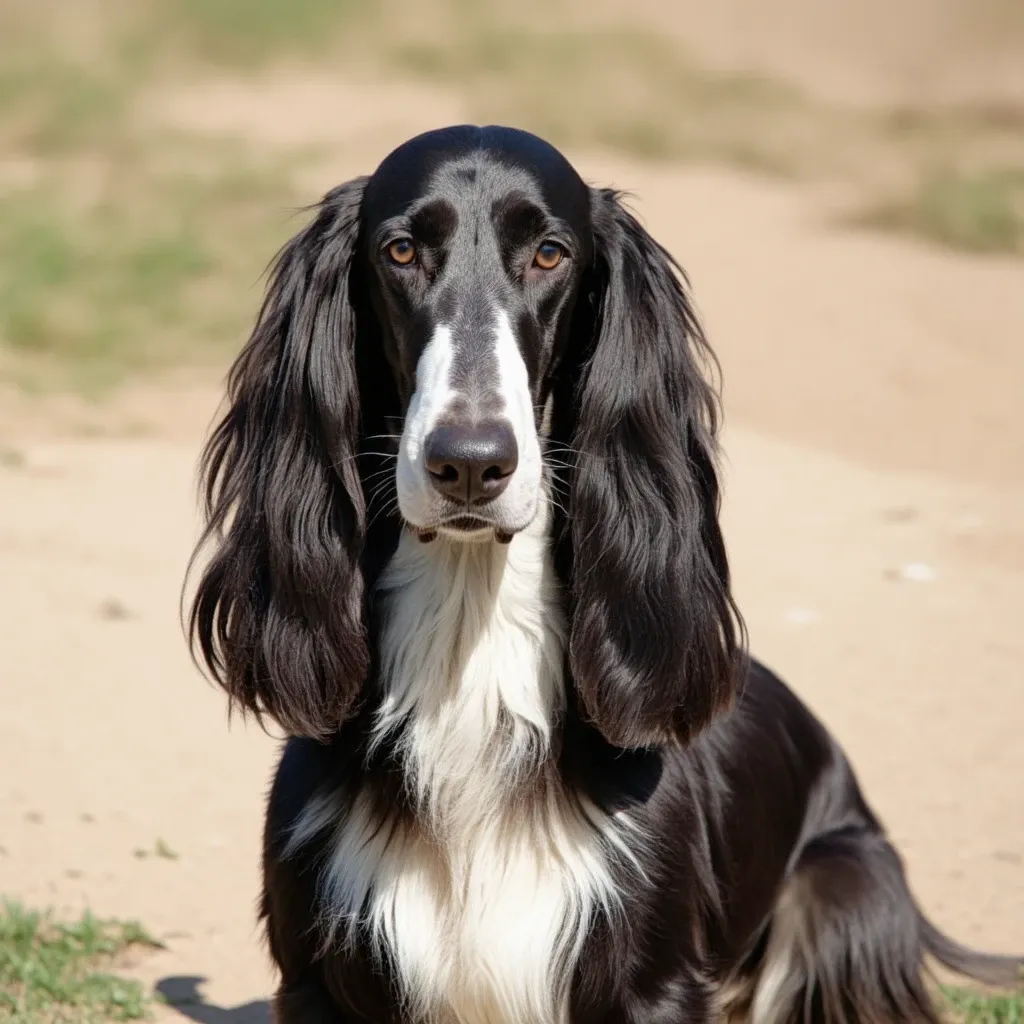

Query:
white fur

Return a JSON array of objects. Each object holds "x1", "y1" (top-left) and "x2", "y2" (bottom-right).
[
  {"x1": 491, "y1": 307, "x2": 543, "y2": 529},
  {"x1": 747, "y1": 882, "x2": 817, "y2": 1024},
  {"x1": 395, "y1": 307, "x2": 543, "y2": 537},
  {"x1": 717, "y1": 883, "x2": 814, "y2": 1024},
  {"x1": 396, "y1": 322, "x2": 458, "y2": 526},
  {"x1": 287, "y1": 506, "x2": 631, "y2": 1024}
]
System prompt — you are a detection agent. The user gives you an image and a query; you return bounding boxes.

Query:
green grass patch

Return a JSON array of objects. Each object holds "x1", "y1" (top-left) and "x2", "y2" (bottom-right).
[
  {"x1": 0, "y1": 901, "x2": 160, "y2": 1023},
  {"x1": 0, "y1": 0, "x2": 367, "y2": 156},
  {"x1": 944, "y1": 984, "x2": 1024, "y2": 1024},
  {"x1": 0, "y1": 188, "x2": 211, "y2": 386},
  {"x1": 0, "y1": 447, "x2": 25, "y2": 470},
  {"x1": 0, "y1": 62, "x2": 130, "y2": 156},
  {"x1": 0, "y1": 158, "x2": 296, "y2": 390},
  {"x1": 153, "y1": 0, "x2": 366, "y2": 67},
  {"x1": 0, "y1": 3, "x2": 153, "y2": 157},
  {"x1": 860, "y1": 168, "x2": 1024, "y2": 255},
  {"x1": 133, "y1": 839, "x2": 179, "y2": 861}
]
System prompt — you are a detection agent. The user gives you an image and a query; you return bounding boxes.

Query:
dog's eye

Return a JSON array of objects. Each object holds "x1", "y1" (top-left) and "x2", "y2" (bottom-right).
[
  {"x1": 387, "y1": 239, "x2": 416, "y2": 266},
  {"x1": 533, "y1": 242, "x2": 564, "y2": 270}
]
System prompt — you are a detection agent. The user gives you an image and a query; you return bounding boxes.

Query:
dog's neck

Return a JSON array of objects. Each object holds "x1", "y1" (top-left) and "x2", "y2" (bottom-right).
[
  {"x1": 371, "y1": 506, "x2": 567, "y2": 837},
  {"x1": 316, "y1": 506, "x2": 621, "y2": 1024}
]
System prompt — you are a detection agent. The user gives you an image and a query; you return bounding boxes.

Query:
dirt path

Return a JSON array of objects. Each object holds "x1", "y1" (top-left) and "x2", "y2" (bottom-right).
[{"x1": 1, "y1": 157, "x2": 1022, "y2": 1022}]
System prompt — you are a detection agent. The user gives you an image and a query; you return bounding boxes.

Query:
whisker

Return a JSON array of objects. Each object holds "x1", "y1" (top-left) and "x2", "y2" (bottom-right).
[
  {"x1": 543, "y1": 470, "x2": 575, "y2": 493},
  {"x1": 540, "y1": 494, "x2": 570, "y2": 518},
  {"x1": 367, "y1": 488, "x2": 398, "y2": 512},
  {"x1": 546, "y1": 488, "x2": 571, "y2": 512},
  {"x1": 332, "y1": 451, "x2": 399, "y2": 469},
  {"x1": 367, "y1": 496, "x2": 401, "y2": 530},
  {"x1": 543, "y1": 443, "x2": 599, "y2": 460},
  {"x1": 368, "y1": 480, "x2": 396, "y2": 506}
]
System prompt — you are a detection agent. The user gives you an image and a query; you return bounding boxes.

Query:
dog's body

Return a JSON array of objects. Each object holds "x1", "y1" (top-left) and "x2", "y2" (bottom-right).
[{"x1": 189, "y1": 125, "x2": 1021, "y2": 1023}]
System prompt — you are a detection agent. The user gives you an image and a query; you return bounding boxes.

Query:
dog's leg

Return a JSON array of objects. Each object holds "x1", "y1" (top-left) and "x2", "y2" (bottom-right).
[
  {"x1": 749, "y1": 824, "x2": 936, "y2": 1023},
  {"x1": 273, "y1": 979, "x2": 350, "y2": 1023},
  {"x1": 614, "y1": 969, "x2": 719, "y2": 1024}
]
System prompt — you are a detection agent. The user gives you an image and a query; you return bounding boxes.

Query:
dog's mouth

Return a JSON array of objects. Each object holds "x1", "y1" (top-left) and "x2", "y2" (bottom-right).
[
  {"x1": 443, "y1": 514, "x2": 494, "y2": 533},
  {"x1": 410, "y1": 514, "x2": 517, "y2": 545}
]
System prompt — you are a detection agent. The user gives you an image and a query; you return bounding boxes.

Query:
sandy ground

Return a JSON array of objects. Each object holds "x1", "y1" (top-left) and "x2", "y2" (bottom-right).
[
  {"x1": 3, "y1": 68, "x2": 1024, "y2": 1023},
  {"x1": 583, "y1": 0, "x2": 1024, "y2": 107}
]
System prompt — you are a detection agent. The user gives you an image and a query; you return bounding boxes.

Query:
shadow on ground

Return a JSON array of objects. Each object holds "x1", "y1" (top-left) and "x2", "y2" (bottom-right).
[{"x1": 157, "y1": 977, "x2": 272, "y2": 1024}]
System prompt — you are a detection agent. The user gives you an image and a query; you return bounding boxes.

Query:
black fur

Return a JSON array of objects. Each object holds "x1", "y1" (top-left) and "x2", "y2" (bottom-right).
[
  {"x1": 562, "y1": 189, "x2": 742, "y2": 749},
  {"x1": 189, "y1": 177, "x2": 402, "y2": 739},
  {"x1": 187, "y1": 125, "x2": 1023, "y2": 1024}
]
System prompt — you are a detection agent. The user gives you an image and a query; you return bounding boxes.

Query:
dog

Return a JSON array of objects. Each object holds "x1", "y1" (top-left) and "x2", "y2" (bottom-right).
[{"x1": 187, "y1": 125, "x2": 1022, "y2": 1023}]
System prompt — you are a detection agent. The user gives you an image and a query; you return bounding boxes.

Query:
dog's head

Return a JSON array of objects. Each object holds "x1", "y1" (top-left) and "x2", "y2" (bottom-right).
[{"x1": 189, "y1": 125, "x2": 743, "y2": 748}]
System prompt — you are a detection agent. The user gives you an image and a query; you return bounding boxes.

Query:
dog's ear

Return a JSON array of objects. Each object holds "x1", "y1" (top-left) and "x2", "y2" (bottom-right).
[
  {"x1": 564, "y1": 188, "x2": 744, "y2": 749},
  {"x1": 188, "y1": 178, "x2": 370, "y2": 740}
]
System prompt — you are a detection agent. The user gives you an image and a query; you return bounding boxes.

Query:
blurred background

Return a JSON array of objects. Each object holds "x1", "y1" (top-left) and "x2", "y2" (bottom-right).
[
  {"x1": 1, "y1": 2, "x2": 1022, "y2": 1021},
  {"x1": 1, "y1": 0, "x2": 1024, "y2": 395}
]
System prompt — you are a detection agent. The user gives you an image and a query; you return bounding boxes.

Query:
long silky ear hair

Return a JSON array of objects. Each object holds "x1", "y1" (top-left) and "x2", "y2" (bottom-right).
[
  {"x1": 188, "y1": 177, "x2": 371, "y2": 740},
  {"x1": 564, "y1": 188, "x2": 745, "y2": 750}
]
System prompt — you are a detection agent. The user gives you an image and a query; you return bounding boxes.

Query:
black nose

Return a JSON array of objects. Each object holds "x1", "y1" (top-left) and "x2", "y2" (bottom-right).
[{"x1": 424, "y1": 421, "x2": 519, "y2": 505}]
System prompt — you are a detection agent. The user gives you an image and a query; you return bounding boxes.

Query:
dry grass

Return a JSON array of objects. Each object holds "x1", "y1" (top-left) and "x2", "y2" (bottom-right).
[{"x1": 860, "y1": 168, "x2": 1024, "y2": 254}]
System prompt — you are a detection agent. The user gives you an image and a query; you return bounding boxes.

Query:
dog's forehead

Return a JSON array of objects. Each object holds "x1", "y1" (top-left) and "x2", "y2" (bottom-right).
[
  {"x1": 362, "y1": 125, "x2": 590, "y2": 227},
  {"x1": 428, "y1": 158, "x2": 542, "y2": 207}
]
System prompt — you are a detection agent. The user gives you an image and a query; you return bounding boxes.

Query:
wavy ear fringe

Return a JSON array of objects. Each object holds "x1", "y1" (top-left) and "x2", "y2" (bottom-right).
[
  {"x1": 188, "y1": 178, "x2": 371, "y2": 740},
  {"x1": 567, "y1": 189, "x2": 745, "y2": 749}
]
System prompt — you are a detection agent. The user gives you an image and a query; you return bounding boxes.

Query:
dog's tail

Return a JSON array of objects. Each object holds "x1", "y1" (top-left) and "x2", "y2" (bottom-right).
[
  {"x1": 739, "y1": 824, "x2": 1023, "y2": 1024},
  {"x1": 920, "y1": 912, "x2": 1024, "y2": 988}
]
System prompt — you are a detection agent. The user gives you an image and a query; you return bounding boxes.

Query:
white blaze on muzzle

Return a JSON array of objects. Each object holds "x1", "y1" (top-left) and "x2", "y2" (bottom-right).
[{"x1": 395, "y1": 307, "x2": 543, "y2": 537}]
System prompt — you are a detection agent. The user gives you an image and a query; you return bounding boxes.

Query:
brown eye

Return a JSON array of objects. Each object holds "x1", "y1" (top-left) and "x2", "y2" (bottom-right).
[
  {"x1": 533, "y1": 241, "x2": 564, "y2": 270},
  {"x1": 387, "y1": 239, "x2": 416, "y2": 265}
]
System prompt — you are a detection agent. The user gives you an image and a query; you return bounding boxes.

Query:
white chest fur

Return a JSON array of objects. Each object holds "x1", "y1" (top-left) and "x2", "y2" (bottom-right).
[{"x1": 287, "y1": 518, "x2": 623, "y2": 1024}]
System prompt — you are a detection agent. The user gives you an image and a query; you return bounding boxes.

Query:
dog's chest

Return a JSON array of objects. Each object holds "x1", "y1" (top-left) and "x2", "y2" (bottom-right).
[
  {"x1": 309, "y1": 534, "x2": 617, "y2": 1024},
  {"x1": 356, "y1": 784, "x2": 605, "y2": 1024}
]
